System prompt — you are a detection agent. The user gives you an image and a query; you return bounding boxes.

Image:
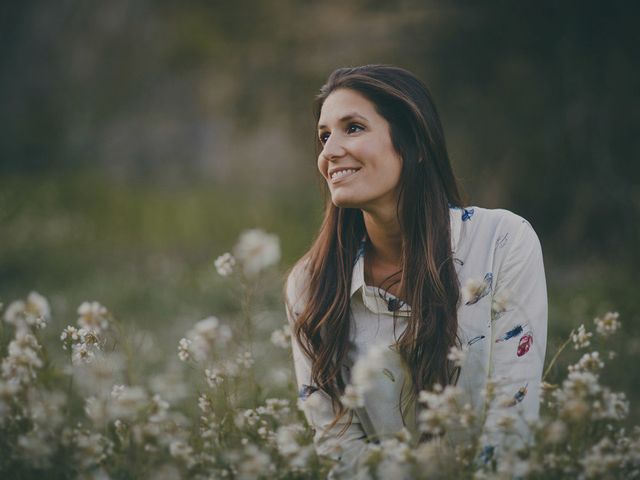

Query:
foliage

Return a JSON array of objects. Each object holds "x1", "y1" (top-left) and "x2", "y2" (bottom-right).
[{"x1": 0, "y1": 230, "x2": 638, "y2": 479}]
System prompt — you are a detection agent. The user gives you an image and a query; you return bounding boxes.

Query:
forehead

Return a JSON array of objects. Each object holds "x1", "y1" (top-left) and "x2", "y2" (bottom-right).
[{"x1": 317, "y1": 89, "x2": 378, "y2": 128}]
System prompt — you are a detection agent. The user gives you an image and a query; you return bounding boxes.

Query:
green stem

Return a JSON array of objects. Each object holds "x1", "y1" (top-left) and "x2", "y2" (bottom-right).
[
  {"x1": 110, "y1": 314, "x2": 134, "y2": 385},
  {"x1": 239, "y1": 275, "x2": 260, "y2": 404},
  {"x1": 542, "y1": 330, "x2": 574, "y2": 381}
]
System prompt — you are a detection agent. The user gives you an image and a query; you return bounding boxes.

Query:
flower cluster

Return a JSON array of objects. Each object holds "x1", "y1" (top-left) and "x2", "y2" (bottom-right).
[
  {"x1": 232, "y1": 228, "x2": 281, "y2": 279},
  {"x1": 0, "y1": 260, "x2": 638, "y2": 479},
  {"x1": 270, "y1": 323, "x2": 292, "y2": 349},
  {"x1": 177, "y1": 316, "x2": 233, "y2": 364},
  {"x1": 571, "y1": 324, "x2": 593, "y2": 349},
  {"x1": 2, "y1": 331, "x2": 43, "y2": 386},
  {"x1": 594, "y1": 311, "x2": 621, "y2": 337},
  {"x1": 418, "y1": 383, "x2": 476, "y2": 437},
  {"x1": 3, "y1": 291, "x2": 50, "y2": 333},
  {"x1": 214, "y1": 252, "x2": 236, "y2": 277}
]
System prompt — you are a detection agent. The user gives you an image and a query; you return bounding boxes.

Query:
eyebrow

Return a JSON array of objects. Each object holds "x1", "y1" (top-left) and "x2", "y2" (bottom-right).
[{"x1": 317, "y1": 113, "x2": 368, "y2": 131}]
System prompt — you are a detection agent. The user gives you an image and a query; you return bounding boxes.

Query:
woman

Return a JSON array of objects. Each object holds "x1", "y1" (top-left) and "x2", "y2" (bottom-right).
[{"x1": 283, "y1": 64, "x2": 547, "y2": 475}]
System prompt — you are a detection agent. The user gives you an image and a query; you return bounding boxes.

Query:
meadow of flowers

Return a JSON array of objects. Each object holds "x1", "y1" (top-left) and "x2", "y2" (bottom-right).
[{"x1": 1, "y1": 228, "x2": 638, "y2": 479}]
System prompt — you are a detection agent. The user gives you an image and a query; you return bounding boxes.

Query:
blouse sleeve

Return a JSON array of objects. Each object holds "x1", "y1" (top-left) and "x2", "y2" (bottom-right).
[
  {"x1": 285, "y1": 265, "x2": 370, "y2": 470},
  {"x1": 480, "y1": 217, "x2": 548, "y2": 457}
]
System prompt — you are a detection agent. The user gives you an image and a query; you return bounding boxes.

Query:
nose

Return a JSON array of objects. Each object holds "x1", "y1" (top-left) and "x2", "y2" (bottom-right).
[{"x1": 321, "y1": 132, "x2": 346, "y2": 161}]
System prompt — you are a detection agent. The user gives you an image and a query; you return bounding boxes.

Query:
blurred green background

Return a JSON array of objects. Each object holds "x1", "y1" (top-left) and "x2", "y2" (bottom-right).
[{"x1": 1, "y1": 1, "x2": 638, "y2": 419}]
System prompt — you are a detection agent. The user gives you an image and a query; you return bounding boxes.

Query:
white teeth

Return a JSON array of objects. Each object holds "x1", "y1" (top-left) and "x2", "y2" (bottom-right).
[{"x1": 330, "y1": 169, "x2": 358, "y2": 180}]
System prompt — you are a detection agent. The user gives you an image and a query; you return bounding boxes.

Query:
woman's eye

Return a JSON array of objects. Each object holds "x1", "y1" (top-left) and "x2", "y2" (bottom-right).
[{"x1": 319, "y1": 124, "x2": 363, "y2": 145}]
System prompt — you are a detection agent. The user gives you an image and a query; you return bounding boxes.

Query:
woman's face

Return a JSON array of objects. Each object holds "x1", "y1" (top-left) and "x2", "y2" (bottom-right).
[{"x1": 317, "y1": 88, "x2": 403, "y2": 212}]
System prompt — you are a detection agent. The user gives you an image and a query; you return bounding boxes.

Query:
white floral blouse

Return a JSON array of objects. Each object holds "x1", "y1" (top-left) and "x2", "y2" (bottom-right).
[{"x1": 285, "y1": 206, "x2": 548, "y2": 475}]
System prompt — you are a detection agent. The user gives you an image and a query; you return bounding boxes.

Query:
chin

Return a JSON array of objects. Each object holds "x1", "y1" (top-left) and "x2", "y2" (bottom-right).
[{"x1": 330, "y1": 194, "x2": 362, "y2": 209}]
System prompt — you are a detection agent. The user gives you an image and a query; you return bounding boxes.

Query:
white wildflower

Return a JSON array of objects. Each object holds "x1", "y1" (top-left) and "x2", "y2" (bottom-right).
[
  {"x1": 288, "y1": 444, "x2": 314, "y2": 471},
  {"x1": 3, "y1": 292, "x2": 50, "y2": 332},
  {"x1": 77, "y1": 301, "x2": 110, "y2": 333},
  {"x1": 60, "y1": 325, "x2": 82, "y2": 350},
  {"x1": 3, "y1": 300, "x2": 27, "y2": 326},
  {"x1": 114, "y1": 419, "x2": 127, "y2": 440},
  {"x1": 496, "y1": 412, "x2": 518, "y2": 432},
  {"x1": 2, "y1": 331, "x2": 43, "y2": 384},
  {"x1": 111, "y1": 384, "x2": 126, "y2": 399},
  {"x1": 149, "y1": 394, "x2": 170, "y2": 423},
  {"x1": 376, "y1": 437, "x2": 414, "y2": 478},
  {"x1": 553, "y1": 370, "x2": 602, "y2": 421},
  {"x1": 17, "y1": 427, "x2": 54, "y2": 467},
  {"x1": 593, "y1": 390, "x2": 629, "y2": 420},
  {"x1": 491, "y1": 290, "x2": 510, "y2": 317},
  {"x1": 352, "y1": 343, "x2": 394, "y2": 395},
  {"x1": 419, "y1": 406, "x2": 448, "y2": 436},
  {"x1": 257, "y1": 425, "x2": 270, "y2": 440},
  {"x1": 26, "y1": 388, "x2": 66, "y2": 430},
  {"x1": 109, "y1": 385, "x2": 148, "y2": 420},
  {"x1": 496, "y1": 453, "x2": 532, "y2": 479},
  {"x1": 236, "y1": 351, "x2": 254, "y2": 369},
  {"x1": 71, "y1": 342, "x2": 96, "y2": 365},
  {"x1": 186, "y1": 316, "x2": 233, "y2": 363},
  {"x1": 459, "y1": 402, "x2": 477, "y2": 428},
  {"x1": 568, "y1": 351, "x2": 605, "y2": 373},
  {"x1": 215, "y1": 252, "x2": 236, "y2": 276},
  {"x1": 256, "y1": 398, "x2": 291, "y2": 420},
  {"x1": 447, "y1": 344, "x2": 468, "y2": 368},
  {"x1": 232, "y1": 229, "x2": 281, "y2": 278},
  {"x1": 594, "y1": 311, "x2": 621, "y2": 337},
  {"x1": 198, "y1": 394, "x2": 212, "y2": 414},
  {"x1": 414, "y1": 440, "x2": 451, "y2": 477},
  {"x1": 73, "y1": 430, "x2": 113, "y2": 469},
  {"x1": 26, "y1": 291, "x2": 51, "y2": 323},
  {"x1": 79, "y1": 328, "x2": 100, "y2": 347},
  {"x1": 571, "y1": 324, "x2": 593, "y2": 349},
  {"x1": 237, "y1": 443, "x2": 275, "y2": 479},
  {"x1": 241, "y1": 409, "x2": 260, "y2": 427},
  {"x1": 563, "y1": 370, "x2": 602, "y2": 396},
  {"x1": 270, "y1": 324, "x2": 291, "y2": 349},
  {"x1": 169, "y1": 440, "x2": 195, "y2": 467},
  {"x1": 418, "y1": 384, "x2": 464, "y2": 436},
  {"x1": 462, "y1": 276, "x2": 491, "y2": 305},
  {"x1": 0, "y1": 380, "x2": 20, "y2": 425},
  {"x1": 205, "y1": 367, "x2": 225, "y2": 388},
  {"x1": 579, "y1": 437, "x2": 623, "y2": 479},
  {"x1": 178, "y1": 338, "x2": 192, "y2": 362},
  {"x1": 544, "y1": 420, "x2": 567, "y2": 444}
]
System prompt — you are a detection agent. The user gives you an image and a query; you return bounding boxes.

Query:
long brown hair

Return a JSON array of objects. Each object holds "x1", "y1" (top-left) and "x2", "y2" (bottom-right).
[{"x1": 284, "y1": 64, "x2": 466, "y2": 437}]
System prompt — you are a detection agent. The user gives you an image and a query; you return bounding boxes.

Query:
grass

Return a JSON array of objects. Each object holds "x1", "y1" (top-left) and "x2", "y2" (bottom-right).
[{"x1": 1, "y1": 171, "x2": 637, "y2": 423}]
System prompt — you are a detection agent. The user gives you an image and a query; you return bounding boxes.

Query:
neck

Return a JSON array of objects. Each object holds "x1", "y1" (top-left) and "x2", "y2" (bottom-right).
[{"x1": 362, "y1": 208, "x2": 403, "y2": 266}]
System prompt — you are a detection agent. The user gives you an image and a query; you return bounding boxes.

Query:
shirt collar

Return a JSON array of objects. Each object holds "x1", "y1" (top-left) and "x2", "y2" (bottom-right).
[{"x1": 349, "y1": 207, "x2": 463, "y2": 314}]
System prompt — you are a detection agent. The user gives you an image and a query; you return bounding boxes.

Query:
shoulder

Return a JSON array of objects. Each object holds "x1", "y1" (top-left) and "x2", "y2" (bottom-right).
[
  {"x1": 459, "y1": 206, "x2": 541, "y2": 244},
  {"x1": 462, "y1": 205, "x2": 531, "y2": 229}
]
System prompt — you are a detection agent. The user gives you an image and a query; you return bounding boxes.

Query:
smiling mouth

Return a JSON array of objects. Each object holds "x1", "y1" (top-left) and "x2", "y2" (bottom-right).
[{"x1": 330, "y1": 169, "x2": 361, "y2": 184}]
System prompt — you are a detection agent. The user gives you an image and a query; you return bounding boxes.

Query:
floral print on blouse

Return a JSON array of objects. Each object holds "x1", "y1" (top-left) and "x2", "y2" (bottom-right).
[{"x1": 285, "y1": 205, "x2": 548, "y2": 475}]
